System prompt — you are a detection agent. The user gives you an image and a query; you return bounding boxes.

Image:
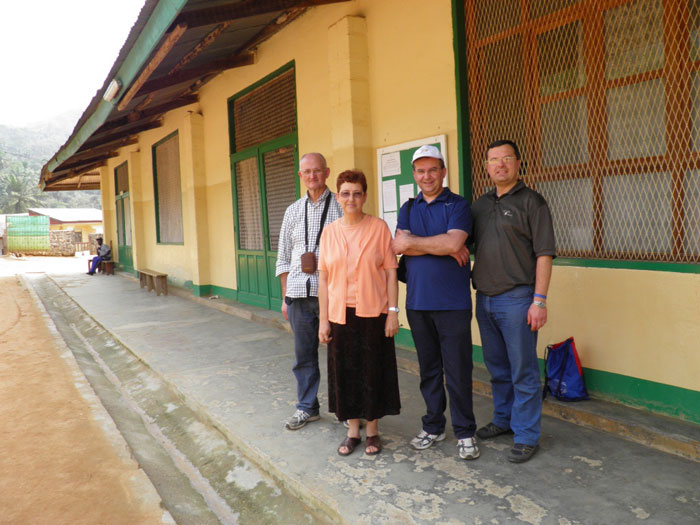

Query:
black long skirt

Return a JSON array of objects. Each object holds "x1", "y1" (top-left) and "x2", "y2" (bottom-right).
[{"x1": 327, "y1": 308, "x2": 401, "y2": 421}]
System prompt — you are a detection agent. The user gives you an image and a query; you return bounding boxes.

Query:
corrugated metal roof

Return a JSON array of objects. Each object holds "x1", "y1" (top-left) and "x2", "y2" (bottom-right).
[{"x1": 28, "y1": 208, "x2": 103, "y2": 223}]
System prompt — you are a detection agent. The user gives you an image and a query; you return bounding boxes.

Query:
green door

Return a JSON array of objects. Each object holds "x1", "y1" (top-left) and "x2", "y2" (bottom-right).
[
  {"x1": 114, "y1": 162, "x2": 133, "y2": 272},
  {"x1": 232, "y1": 138, "x2": 298, "y2": 310}
]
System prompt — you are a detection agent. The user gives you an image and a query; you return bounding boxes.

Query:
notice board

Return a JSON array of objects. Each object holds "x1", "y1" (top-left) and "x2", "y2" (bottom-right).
[{"x1": 375, "y1": 135, "x2": 447, "y2": 234}]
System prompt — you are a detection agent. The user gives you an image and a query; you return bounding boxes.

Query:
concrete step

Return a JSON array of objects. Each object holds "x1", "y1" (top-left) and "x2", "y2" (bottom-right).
[{"x1": 31, "y1": 275, "x2": 327, "y2": 524}]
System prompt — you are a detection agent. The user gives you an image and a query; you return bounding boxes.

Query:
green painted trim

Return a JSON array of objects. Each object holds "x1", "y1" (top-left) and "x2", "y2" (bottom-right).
[
  {"x1": 152, "y1": 130, "x2": 184, "y2": 245},
  {"x1": 395, "y1": 327, "x2": 415, "y2": 349},
  {"x1": 227, "y1": 61, "x2": 296, "y2": 154},
  {"x1": 47, "y1": 0, "x2": 187, "y2": 174},
  {"x1": 230, "y1": 60, "x2": 296, "y2": 101},
  {"x1": 397, "y1": 337, "x2": 698, "y2": 423},
  {"x1": 582, "y1": 367, "x2": 700, "y2": 424},
  {"x1": 228, "y1": 64, "x2": 299, "y2": 310},
  {"x1": 114, "y1": 160, "x2": 128, "y2": 194},
  {"x1": 554, "y1": 257, "x2": 700, "y2": 274},
  {"x1": 451, "y1": 0, "x2": 471, "y2": 202},
  {"x1": 186, "y1": 282, "x2": 239, "y2": 301},
  {"x1": 208, "y1": 285, "x2": 239, "y2": 302}
]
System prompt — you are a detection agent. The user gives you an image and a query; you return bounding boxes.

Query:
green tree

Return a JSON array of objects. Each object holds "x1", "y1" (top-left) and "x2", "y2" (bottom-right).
[{"x1": 0, "y1": 174, "x2": 42, "y2": 213}]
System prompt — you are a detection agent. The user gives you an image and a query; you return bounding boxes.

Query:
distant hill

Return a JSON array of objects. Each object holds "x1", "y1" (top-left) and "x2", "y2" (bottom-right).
[
  {"x1": 0, "y1": 109, "x2": 81, "y2": 165},
  {"x1": 0, "y1": 110, "x2": 102, "y2": 213}
]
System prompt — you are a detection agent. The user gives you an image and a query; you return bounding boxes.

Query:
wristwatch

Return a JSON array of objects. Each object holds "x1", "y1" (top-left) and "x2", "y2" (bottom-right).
[
  {"x1": 388, "y1": 307, "x2": 400, "y2": 313},
  {"x1": 532, "y1": 301, "x2": 547, "y2": 309}
]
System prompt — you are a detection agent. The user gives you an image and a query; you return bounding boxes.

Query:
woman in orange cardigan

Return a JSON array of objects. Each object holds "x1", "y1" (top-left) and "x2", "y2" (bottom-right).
[{"x1": 318, "y1": 170, "x2": 400, "y2": 456}]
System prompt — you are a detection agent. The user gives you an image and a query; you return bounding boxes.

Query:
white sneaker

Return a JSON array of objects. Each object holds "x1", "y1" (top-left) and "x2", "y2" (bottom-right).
[
  {"x1": 410, "y1": 430, "x2": 446, "y2": 450},
  {"x1": 285, "y1": 410, "x2": 320, "y2": 430},
  {"x1": 458, "y1": 437, "x2": 480, "y2": 460}
]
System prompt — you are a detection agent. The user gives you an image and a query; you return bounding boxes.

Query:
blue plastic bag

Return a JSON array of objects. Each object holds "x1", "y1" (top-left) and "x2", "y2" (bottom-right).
[{"x1": 543, "y1": 337, "x2": 589, "y2": 401}]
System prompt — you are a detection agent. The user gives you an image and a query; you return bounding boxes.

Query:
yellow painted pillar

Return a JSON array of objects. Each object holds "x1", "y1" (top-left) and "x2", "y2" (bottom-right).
[
  {"x1": 180, "y1": 111, "x2": 210, "y2": 289},
  {"x1": 328, "y1": 15, "x2": 375, "y2": 214},
  {"x1": 99, "y1": 165, "x2": 117, "y2": 252},
  {"x1": 128, "y1": 150, "x2": 144, "y2": 271}
]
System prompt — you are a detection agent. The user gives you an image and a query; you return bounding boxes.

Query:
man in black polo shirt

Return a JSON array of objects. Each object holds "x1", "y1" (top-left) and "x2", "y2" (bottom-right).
[{"x1": 471, "y1": 139, "x2": 555, "y2": 463}]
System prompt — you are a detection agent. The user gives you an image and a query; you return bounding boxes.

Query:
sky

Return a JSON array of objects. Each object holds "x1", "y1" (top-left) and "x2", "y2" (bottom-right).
[{"x1": 0, "y1": 0, "x2": 146, "y2": 127}]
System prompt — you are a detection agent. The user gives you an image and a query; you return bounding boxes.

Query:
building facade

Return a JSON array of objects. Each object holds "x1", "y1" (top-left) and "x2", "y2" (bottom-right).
[{"x1": 42, "y1": 0, "x2": 700, "y2": 423}]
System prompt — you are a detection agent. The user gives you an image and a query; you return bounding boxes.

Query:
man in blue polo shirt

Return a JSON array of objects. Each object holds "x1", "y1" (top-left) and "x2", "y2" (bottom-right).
[{"x1": 392, "y1": 144, "x2": 478, "y2": 461}]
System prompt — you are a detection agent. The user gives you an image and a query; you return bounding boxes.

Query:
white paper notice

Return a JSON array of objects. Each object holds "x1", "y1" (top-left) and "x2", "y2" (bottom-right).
[
  {"x1": 399, "y1": 184, "x2": 414, "y2": 206},
  {"x1": 382, "y1": 179, "x2": 397, "y2": 212},
  {"x1": 381, "y1": 152, "x2": 401, "y2": 177},
  {"x1": 384, "y1": 211, "x2": 397, "y2": 236}
]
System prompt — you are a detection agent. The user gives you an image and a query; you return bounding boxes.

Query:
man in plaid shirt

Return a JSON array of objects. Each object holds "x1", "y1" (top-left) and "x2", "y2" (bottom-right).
[{"x1": 276, "y1": 152, "x2": 343, "y2": 430}]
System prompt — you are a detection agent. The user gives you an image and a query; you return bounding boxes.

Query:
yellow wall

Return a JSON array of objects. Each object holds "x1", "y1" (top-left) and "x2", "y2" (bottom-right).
[
  {"x1": 98, "y1": 0, "x2": 699, "y2": 395},
  {"x1": 469, "y1": 266, "x2": 700, "y2": 392},
  {"x1": 107, "y1": 0, "x2": 457, "y2": 290},
  {"x1": 194, "y1": 0, "x2": 458, "y2": 290}
]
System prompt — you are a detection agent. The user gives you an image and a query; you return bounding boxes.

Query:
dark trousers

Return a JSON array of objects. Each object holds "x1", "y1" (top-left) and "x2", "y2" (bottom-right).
[
  {"x1": 287, "y1": 297, "x2": 320, "y2": 415},
  {"x1": 89, "y1": 256, "x2": 104, "y2": 274},
  {"x1": 406, "y1": 309, "x2": 476, "y2": 439}
]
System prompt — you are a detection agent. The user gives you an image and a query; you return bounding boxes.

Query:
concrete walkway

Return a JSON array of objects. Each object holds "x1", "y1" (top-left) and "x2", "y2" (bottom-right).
[{"x1": 34, "y1": 268, "x2": 700, "y2": 524}]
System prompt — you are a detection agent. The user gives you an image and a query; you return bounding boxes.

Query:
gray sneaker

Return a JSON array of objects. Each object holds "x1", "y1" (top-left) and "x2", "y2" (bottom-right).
[
  {"x1": 285, "y1": 409, "x2": 320, "y2": 430},
  {"x1": 410, "y1": 430, "x2": 446, "y2": 450},
  {"x1": 457, "y1": 437, "x2": 480, "y2": 460}
]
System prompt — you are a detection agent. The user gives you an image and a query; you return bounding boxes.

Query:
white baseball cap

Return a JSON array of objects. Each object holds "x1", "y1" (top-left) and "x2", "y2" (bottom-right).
[{"x1": 411, "y1": 144, "x2": 444, "y2": 164}]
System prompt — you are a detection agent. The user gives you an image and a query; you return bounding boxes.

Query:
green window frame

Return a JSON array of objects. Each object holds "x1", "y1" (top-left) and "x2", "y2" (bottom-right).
[{"x1": 152, "y1": 131, "x2": 184, "y2": 245}]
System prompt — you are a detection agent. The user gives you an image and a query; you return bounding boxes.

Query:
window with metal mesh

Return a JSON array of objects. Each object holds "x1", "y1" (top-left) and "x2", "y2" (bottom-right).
[
  {"x1": 153, "y1": 133, "x2": 184, "y2": 244},
  {"x1": 263, "y1": 146, "x2": 297, "y2": 252},
  {"x1": 233, "y1": 69, "x2": 297, "y2": 152},
  {"x1": 115, "y1": 162, "x2": 129, "y2": 194},
  {"x1": 235, "y1": 157, "x2": 263, "y2": 251},
  {"x1": 466, "y1": 0, "x2": 700, "y2": 262}
]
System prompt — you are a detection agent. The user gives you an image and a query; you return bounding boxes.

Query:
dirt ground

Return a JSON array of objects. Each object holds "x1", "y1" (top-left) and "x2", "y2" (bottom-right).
[{"x1": 0, "y1": 272, "x2": 169, "y2": 524}]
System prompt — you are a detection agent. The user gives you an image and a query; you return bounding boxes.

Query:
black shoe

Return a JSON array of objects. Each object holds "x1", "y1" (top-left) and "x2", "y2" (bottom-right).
[
  {"x1": 86, "y1": 272, "x2": 95, "y2": 275},
  {"x1": 476, "y1": 422, "x2": 513, "y2": 440},
  {"x1": 507, "y1": 443, "x2": 539, "y2": 463}
]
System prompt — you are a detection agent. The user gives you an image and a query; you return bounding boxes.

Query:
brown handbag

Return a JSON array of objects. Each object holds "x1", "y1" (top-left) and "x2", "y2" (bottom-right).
[
  {"x1": 301, "y1": 193, "x2": 332, "y2": 274},
  {"x1": 300, "y1": 251, "x2": 317, "y2": 274}
]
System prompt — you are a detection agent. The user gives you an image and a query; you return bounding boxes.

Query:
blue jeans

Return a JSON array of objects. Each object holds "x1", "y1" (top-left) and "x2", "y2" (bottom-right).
[
  {"x1": 406, "y1": 309, "x2": 476, "y2": 439},
  {"x1": 475, "y1": 286, "x2": 541, "y2": 446},
  {"x1": 89, "y1": 256, "x2": 104, "y2": 274},
  {"x1": 287, "y1": 297, "x2": 320, "y2": 415}
]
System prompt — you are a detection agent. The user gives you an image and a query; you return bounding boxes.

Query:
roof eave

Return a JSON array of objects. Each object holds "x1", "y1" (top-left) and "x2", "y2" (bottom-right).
[{"x1": 43, "y1": 0, "x2": 188, "y2": 178}]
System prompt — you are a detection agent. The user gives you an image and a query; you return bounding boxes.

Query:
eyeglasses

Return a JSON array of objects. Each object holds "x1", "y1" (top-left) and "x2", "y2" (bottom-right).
[
  {"x1": 413, "y1": 167, "x2": 442, "y2": 176},
  {"x1": 484, "y1": 156, "x2": 518, "y2": 166},
  {"x1": 339, "y1": 191, "x2": 365, "y2": 200},
  {"x1": 300, "y1": 168, "x2": 326, "y2": 176}
]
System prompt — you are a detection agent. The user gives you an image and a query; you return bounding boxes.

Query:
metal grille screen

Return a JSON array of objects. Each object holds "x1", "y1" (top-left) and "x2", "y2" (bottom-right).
[
  {"x1": 263, "y1": 146, "x2": 297, "y2": 252},
  {"x1": 466, "y1": 0, "x2": 700, "y2": 262},
  {"x1": 115, "y1": 163, "x2": 129, "y2": 194},
  {"x1": 153, "y1": 134, "x2": 184, "y2": 244},
  {"x1": 233, "y1": 69, "x2": 296, "y2": 152},
  {"x1": 235, "y1": 157, "x2": 264, "y2": 251}
]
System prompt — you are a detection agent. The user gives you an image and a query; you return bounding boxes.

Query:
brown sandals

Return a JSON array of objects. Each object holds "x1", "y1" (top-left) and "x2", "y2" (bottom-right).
[
  {"x1": 365, "y1": 435, "x2": 382, "y2": 455},
  {"x1": 337, "y1": 436, "x2": 362, "y2": 456},
  {"x1": 338, "y1": 435, "x2": 382, "y2": 456}
]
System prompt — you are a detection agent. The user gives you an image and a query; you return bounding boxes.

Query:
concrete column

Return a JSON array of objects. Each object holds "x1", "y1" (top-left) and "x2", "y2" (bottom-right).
[
  {"x1": 328, "y1": 15, "x2": 375, "y2": 214},
  {"x1": 180, "y1": 111, "x2": 210, "y2": 289},
  {"x1": 98, "y1": 165, "x2": 117, "y2": 252},
  {"x1": 128, "y1": 150, "x2": 144, "y2": 272}
]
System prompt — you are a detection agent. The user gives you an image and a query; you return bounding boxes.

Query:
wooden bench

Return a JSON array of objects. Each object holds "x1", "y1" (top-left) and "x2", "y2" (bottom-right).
[
  {"x1": 87, "y1": 258, "x2": 115, "y2": 275},
  {"x1": 138, "y1": 269, "x2": 168, "y2": 296}
]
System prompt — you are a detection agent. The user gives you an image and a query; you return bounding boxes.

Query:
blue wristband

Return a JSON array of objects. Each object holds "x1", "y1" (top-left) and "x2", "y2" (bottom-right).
[{"x1": 534, "y1": 293, "x2": 547, "y2": 299}]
